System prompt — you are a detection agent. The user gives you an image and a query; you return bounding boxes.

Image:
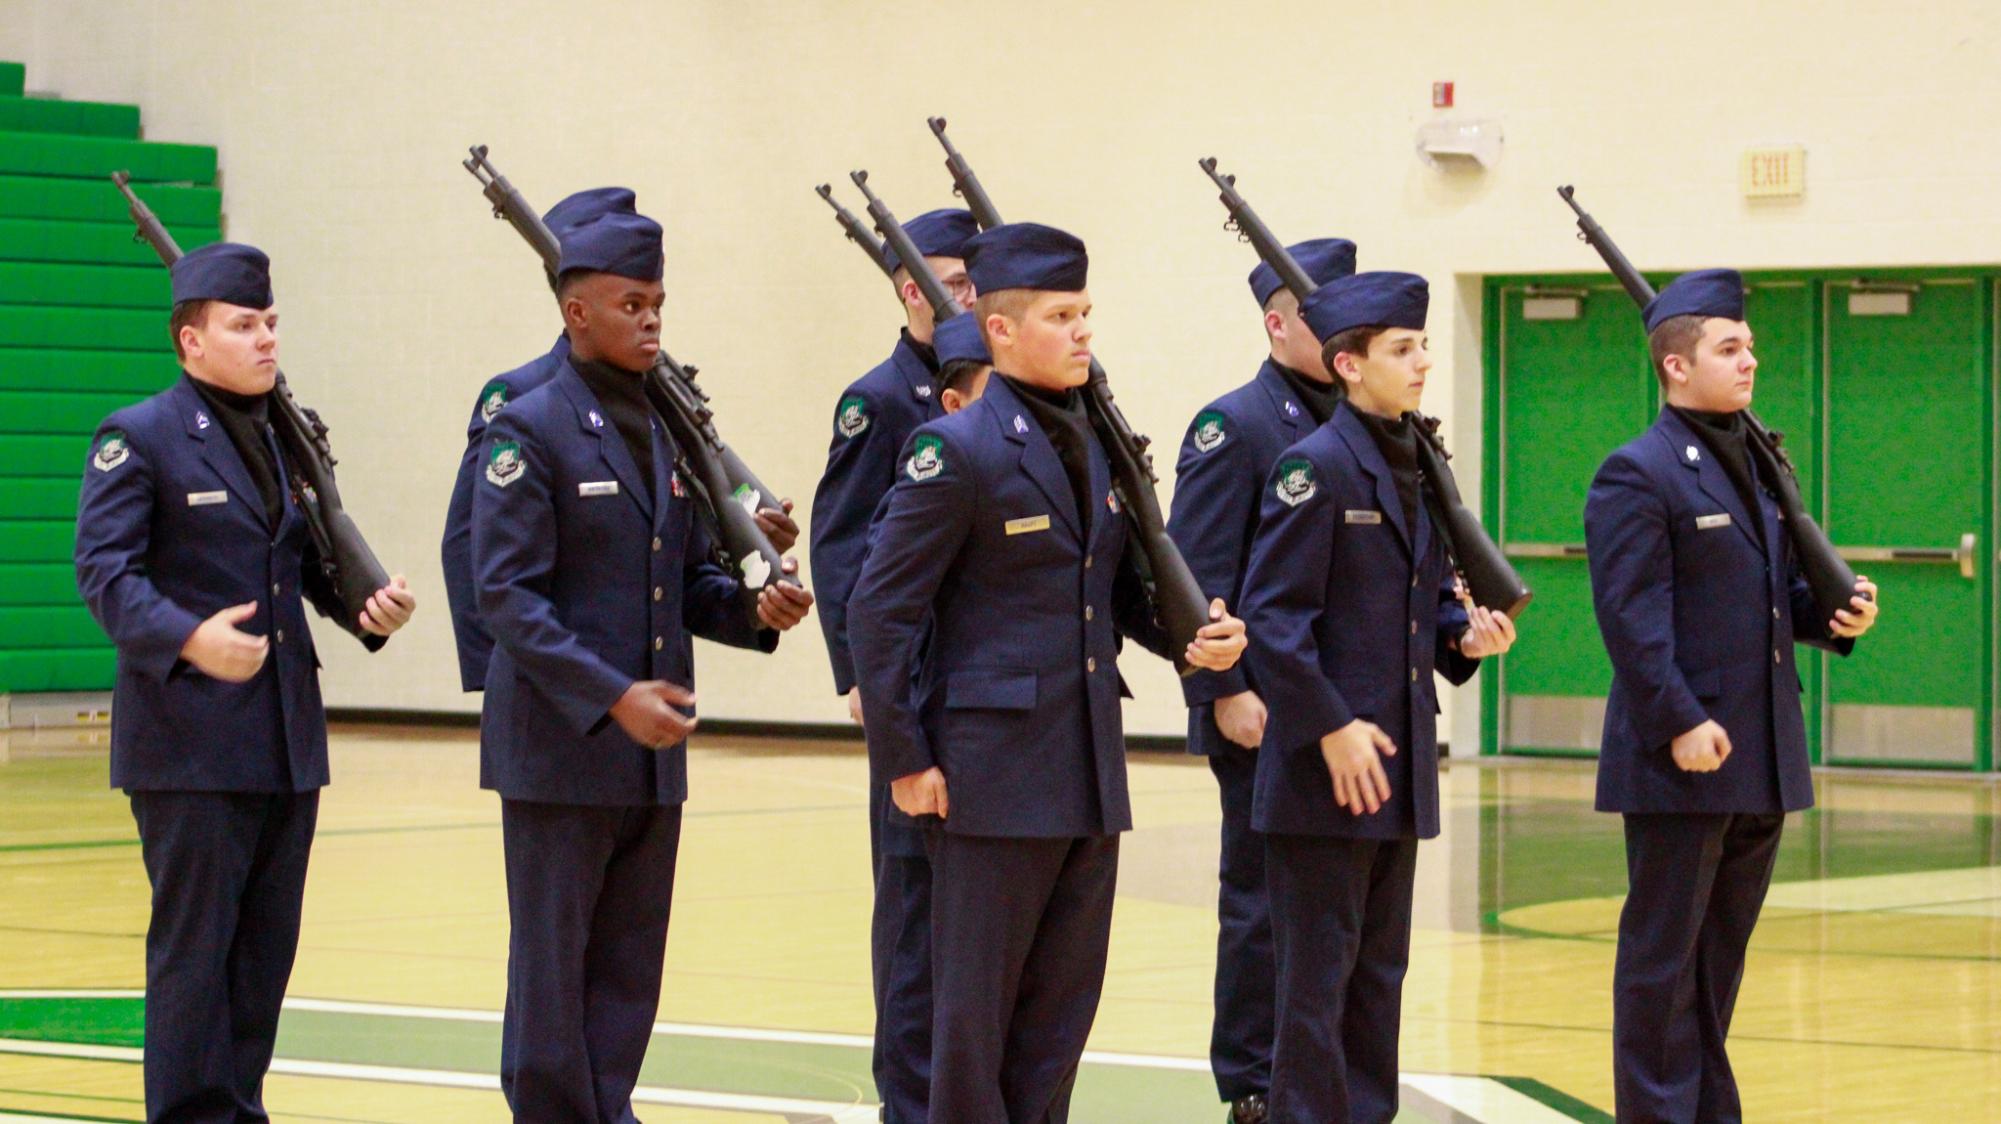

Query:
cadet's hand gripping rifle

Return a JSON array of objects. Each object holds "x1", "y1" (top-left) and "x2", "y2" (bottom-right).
[
  {"x1": 1200, "y1": 158, "x2": 1532, "y2": 619},
  {"x1": 462, "y1": 146, "x2": 794, "y2": 606},
  {"x1": 1557, "y1": 185, "x2": 1861, "y2": 625},
  {"x1": 111, "y1": 171, "x2": 393, "y2": 647},
  {"x1": 926, "y1": 119, "x2": 1213, "y2": 673}
]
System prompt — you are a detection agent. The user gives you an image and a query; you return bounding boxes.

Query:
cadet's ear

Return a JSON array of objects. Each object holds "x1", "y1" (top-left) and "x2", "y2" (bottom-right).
[
  {"x1": 1659, "y1": 351, "x2": 1689, "y2": 387},
  {"x1": 983, "y1": 313, "x2": 1012, "y2": 349},
  {"x1": 1330, "y1": 348, "x2": 1363, "y2": 388},
  {"x1": 177, "y1": 323, "x2": 203, "y2": 362},
  {"x1": 560, "y1": 294, "x2": 588, "y2": 332},
  {"x1": 941, "y1": 388, "x2": 966, "y2": 414},
  {"x1": 1264, "y1": 308, "x2": 1286, "y2": 341}
]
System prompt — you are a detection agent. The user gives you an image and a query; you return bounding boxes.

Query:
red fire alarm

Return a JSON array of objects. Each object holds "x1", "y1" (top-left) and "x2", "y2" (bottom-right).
[{"x1": 1432, "y1": 81, "x2": 1454, "y2": 108}]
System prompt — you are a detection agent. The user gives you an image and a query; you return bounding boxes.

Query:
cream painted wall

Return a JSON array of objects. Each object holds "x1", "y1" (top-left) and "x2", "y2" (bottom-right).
[{"x1": 6, "y1": 1, "x2": 1998, "y2": 741}]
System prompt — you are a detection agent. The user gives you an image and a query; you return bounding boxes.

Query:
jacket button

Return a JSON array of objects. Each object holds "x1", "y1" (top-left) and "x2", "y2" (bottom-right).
[
  {"x1": 1084, "y1": 556, "x2": 1094, "y2": 570},
  {"x1": 1411, "y1": 574, "x2": 1419, "y2": 588},
  {"x1": 1084, "y1": 606, "x2": 1094, "y2": 621},
  {"x1": 1774, "y1": 649, "x2": 1782, "y2": 664},
  {"x1": 1410, "y1": 666, "x2": 1418, "y2": 682},
  {"x1": 654, "y1": 637, "x2": 665, "y2": 651},
  {"x1": 1410, "y1": 619, "x2": 1418, "y2": 635},
  {"x1": 652, "y1": 537, "x2": 662, "y2": 552},
  {"x1": 276, "y1": 629, "x2": 285, "y2": 643},
  {"x1": 1087, "y1": 657, "x2": 1097, "y2": 673},
  {"x1": 272, "y1": 582, "x2": 281, "y2": 596},
  {"x1": 653, "y1": 587, "x2": 664, "y2": 602},
  {"x1": 1773, "y1": 607, "x2": 1781, "y2": 620}
]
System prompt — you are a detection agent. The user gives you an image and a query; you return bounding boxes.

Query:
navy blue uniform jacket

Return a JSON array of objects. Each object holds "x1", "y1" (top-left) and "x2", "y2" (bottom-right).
[
  {"x1": 76, "y1": 375, "x2": 355, "y2": 793},
  {"x1": 442, "y1": 334, "x2": 569, "y2": 692},
  {"x1": 1167, "y1": 360, "x2": 1311, "y2": 755},
  {"x1": 1241, "y1": 402, "x2": 1477, "y2": 840},
  {"x1": 847, "y1": 376, "x2": 1168, "y2": 839},
  {"x1": 1585, "y1": 408, "x2": 1851, "y2": 815},
  {"x1": 473, "y1": 360, "x2": 773, "y2": 807},
  {"x1": 810, "y1": 335, "x2": 941, "y2": 695}
]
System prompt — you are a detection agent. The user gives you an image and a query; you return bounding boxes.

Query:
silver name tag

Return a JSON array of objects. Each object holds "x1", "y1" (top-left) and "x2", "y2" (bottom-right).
[
  {"x1": 578, "y1": 481, "x2": 620, "y2": 497},
  {"x1": 187, "y1": 491, "x2": 228, "y2": 507},
  {"x1": 1696, "y1": 513, "x2": 1733, "y2": 530},
  {"x1": 1344, "y1": 510, "x2": 1383, "y2": 525}
]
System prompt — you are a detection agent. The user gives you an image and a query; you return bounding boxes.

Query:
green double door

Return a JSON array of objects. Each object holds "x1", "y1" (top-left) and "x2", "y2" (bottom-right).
[{"x1": 1484, "y1": 272, "x2": 1993, "y2": 770}]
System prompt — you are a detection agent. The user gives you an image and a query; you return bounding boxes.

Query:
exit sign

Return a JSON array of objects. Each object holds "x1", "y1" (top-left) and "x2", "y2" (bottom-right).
[{"x1": 1741, "y1": 146, "x2": 1806, "y2": 198}]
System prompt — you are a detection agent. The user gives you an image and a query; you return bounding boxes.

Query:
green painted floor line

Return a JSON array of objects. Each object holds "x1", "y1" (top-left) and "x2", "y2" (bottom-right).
[{"x1": 0, "y1": 993, "x2": 1604, "y2": 1122}]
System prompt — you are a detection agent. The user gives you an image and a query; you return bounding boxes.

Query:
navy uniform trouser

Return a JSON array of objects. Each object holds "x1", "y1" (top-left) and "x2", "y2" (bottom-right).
[
  {"x1": 1264, "y1": 832, "x2": 1418, "y2": 1124},
  {"x1": 129, "y1": 789, "x2": 319, "y2": 1124},
  {"x1": 1614, "y1": 812, "x2": 1784, "y2": 1124},
  {"x1": 499, "y1": 799, "x2": 683, "y2": 1124},
  {"x1": 868, "y1": 777, "x2": 932, "y2": 1124},
  {"x1": 1208, "y1": 746, "x2": 1274, "y2": 1103},
  {"x1": 925, "y1": 830, "x2": 1120, "y2": 1124}
]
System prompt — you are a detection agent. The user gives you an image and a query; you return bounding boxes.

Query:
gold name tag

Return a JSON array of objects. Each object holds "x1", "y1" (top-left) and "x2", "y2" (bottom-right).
[
  {"x1": 1005, "y1": 515, "x2": 1052, "y2": 536},
  {"x1": 1696, "y1": 513, "x2": 1733, "y2": 530},
  {"x1": 187, "y1": 491, "x2": 228, "y2": 507},
  {"x1": 1344, "y1": 510, "x2": 1383, "y2": 525},
  {"x1": 578, "y1": 481, "x2": 619, "y2": 497}
]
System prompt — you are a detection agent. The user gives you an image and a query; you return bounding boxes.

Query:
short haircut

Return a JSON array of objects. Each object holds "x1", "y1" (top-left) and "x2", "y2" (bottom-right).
[
  {"x1": 555, "y1": 268, "x2": 590, "y2": 300},
  {"x1": 1648, "y1": 313, "x2": 1707, "y2": 389},
  {"x1": 1262, "y1": 288, "x2": 1300, "y2": 317},
  {"x1": 1320, "y1": 324, "x2": 1391, "y2": 385},
  {"x1": 168, "y1": 300, "x2": 212, "y2": 361},
  {"x1": 939, "y1": 359, "x2": 988, "y2": 396},
  {"x1": 973, "y1": 289, "x2": 1038, "y2": 343}
]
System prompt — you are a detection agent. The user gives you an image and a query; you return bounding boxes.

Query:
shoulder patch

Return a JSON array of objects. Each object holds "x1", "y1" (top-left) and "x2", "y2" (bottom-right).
[
  {"x1": 91, "y1": 430, "x2": 131, "y2": 473},
  {"x1": 836, "y1": 395, "x2": 871, "y2": 438},
  {"x1": 486, "y1": 439, "x2": 526, "y2": 488},
  {"x1": 906, "y1": 434, "x2": 945, "y2": 482},
  {"x1": 479, "y1": 380, "x2": 510, "y2": 422},
  {"x1": 1274, "y1": 457, "x2": 1317, "y2": 507},
  {"x1": 1192, "y1": 410, "x2": 1227, "y2": 453}
]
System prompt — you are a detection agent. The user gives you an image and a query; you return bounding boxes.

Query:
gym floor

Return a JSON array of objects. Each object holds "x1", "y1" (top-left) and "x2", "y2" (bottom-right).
[{"x1": 0, "y1": 726, "x2": 1994, "y2": 1122}]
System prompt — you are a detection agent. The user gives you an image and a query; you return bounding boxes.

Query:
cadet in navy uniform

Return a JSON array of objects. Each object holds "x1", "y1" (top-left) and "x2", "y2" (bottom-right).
[
  {"x1": 849, "y1": 222, "x2": 1248, "y2": 1124},
  {"x1": 808, "y1": 207, "x2": 976, "y2": 1124},
  {"x1": 1167, "y1": 236, "x2": 1356, "y2": 1124},
  {"x1": 473, "y1": 210, "x2": 815, "y2": 1121},
  {"x1": 1240, "y1": 271, "x2": 1516, "y2": 1124},
  {"x1": 1585, "y1": 270, "x2": 1877, "y2": 1124},
  {"x1": 442, "y1": 187, "x2": 796, "y2": 693},
  {"x1": 74, "y1": 242, "x2": 416, "y2": 1123}
]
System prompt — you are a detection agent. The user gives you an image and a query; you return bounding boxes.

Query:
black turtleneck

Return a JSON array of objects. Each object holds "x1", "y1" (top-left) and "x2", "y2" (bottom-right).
[
  {"x1": 1352, "y1": 407, "x2": 1422, "y2": 534},
  {"x1": 901, "y1": 327, "x2": 940, "y2": 374},
  {"x1": 189, "y1": 374, "x2": 284, "y2": 528},
  {"x1": 1272, "y1": 360, "x2": 1340, "y2": 426},
  {"x1": 1671, "y1": 405, "x2": 1764, "y2": 543},
  {"x1": 575, "y1": 357, "x2": 656, "y2": 500},
  {"x1": 1002, "y1": 375, "x2": 1094, "y2": 526}
]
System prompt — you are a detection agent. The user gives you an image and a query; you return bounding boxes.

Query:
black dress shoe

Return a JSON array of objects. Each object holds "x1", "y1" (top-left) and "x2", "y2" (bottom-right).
[{"x1": 1228, "y1": 1093, "x2": 1268, "y2": 1124}]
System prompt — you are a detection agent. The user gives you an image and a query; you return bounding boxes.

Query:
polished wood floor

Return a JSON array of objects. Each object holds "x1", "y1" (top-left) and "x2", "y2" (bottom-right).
[{"x1": 0, "y1": 724, "x2": 1994, "y2": 1121}]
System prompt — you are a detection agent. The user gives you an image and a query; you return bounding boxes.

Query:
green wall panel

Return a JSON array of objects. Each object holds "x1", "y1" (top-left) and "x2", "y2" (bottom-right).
[
  {"x1": 0, "y1": 648, "x2": 118, "y2": 693},
  {"x1": 0, "y1": 520, "x2": 75, "y2": 563},
  {"x1": 0, "y1": 130, "x2": 215, "y2": 184},
  {"x1": 0, "y1": 350, "x2": 178, "y2": 394},
  {"x1": 0, "y1": 562, "x2": 79, "y2": 605},
  {"x1": 0, "y1": 96, "x2": 141, "y2": 138},
  {"x1": 0, "y1": 218, "x2": 221, "y2": 267},
  {"x1": 0, "y1": 390, "x2": 153, "y2": 434},
  {"x1": 0, "y1": 605, "x2": 103, "y2": 647},
  {"x1": 0, "y1": 306, "x2": 162, "y2": 350},
  {"x1": 0, "y1": 435, "x2": 91, "y2": 476},
  {"x1": 0, "y1": 64, "x2": 23, "y2": 97},
  {"x1": 0, "y1": 478, "x2": 82, "y2": 521},
  {"x1": 0, "y1": 176, "x2": 219, "y2": 225},
  {"x1": 0, "y1": 263, "x2": 171, "y2": 308}
]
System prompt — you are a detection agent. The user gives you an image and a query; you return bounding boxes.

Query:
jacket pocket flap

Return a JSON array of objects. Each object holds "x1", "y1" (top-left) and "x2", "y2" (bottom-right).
[{"x1": 945, "y1": 668, "x2": 1038, "y2": 710}]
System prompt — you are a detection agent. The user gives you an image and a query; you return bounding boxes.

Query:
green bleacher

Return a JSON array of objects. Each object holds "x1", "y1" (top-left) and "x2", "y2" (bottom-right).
[{"x1": 0, "y1": 62, "x2": 221, "y2": 693}]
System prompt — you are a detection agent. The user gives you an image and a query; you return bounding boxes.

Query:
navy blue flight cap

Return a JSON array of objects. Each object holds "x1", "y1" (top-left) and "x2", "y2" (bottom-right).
[
  {"x1": 1249, "y1": 238, "x2": 1357, "y2": 308},
  {"x1": 882, "y1": 208, "x2": 979, "y2": 274},
  {"x1": 964, "y1": 222, "x2": 1089, "y2": 294},
  {"x1": 933, "y1": 311, "x2": 990, "y2": 367},
  {"x1": 1643, "y1": 268, "x2": 1745, "y2": 333},
  {"x1": 1299, "y1": 270, "x2": 1428, "y2": 343},
  {"x1": 170, "y1": 242, "x2": 273, "y2": 308},
  {"x1": 556, "y1": 211, "x2": 665, "y2": 282},
  {"x1": 543, "y1": 187, "x2": 636, "y2": 236}
]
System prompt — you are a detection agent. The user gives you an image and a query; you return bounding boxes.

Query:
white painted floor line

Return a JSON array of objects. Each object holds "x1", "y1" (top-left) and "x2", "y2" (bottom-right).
[{"x1": 1405, "y1": 1074, "x2": 1586, "y2": 1124}]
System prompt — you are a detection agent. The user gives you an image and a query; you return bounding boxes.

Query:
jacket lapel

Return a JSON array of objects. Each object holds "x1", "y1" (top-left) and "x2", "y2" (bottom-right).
[
  {"x1": 1253, "y1": 360, "x2": 1309, "y2": 442},
  {"x1": 892, "y1": 337, "x2": 944, "y2": 419},
  {"x1": 557, "y1": 365, "x2": 653, "y2": 521},
  {"x1": 991, "y1": 379, "x2": 1083, "y2": 541},
  {"x1": 1331, "y1": 402, "x2": 1411, "y2": 555},
  {"x1": 1658, "y1": 410, "x2": 1760, "y2": 554},
  {"x1": 178, "y1": 378, "x2": 272, "y2": 533}
]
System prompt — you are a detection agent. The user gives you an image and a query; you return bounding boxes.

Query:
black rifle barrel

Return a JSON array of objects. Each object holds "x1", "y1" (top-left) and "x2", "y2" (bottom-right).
[
  {"x1": 926, "y1": 117, "x2": 1004, "y2": 230},
  {"x1": 1555, "y1": 184, "x2": 1862, "y2": 624},
  {"x1": 923, "y1": 122, "x2": 1210, "y2": 672},
  {"x1": 815, "y1": 183, "x2": 893, "y2": 279},
  {"x1": 848, "y1": 170, "x2": 962, "y2": 323},
  {"x1": 1198, "y1": 157, "x2": 1532, "y2": 619},
  {"x1": 110, "y1": 172, "x2": 392, "y2": 645},
  {"x1": 460, "y1": 146, "x2": 794, "y2": 604}
]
